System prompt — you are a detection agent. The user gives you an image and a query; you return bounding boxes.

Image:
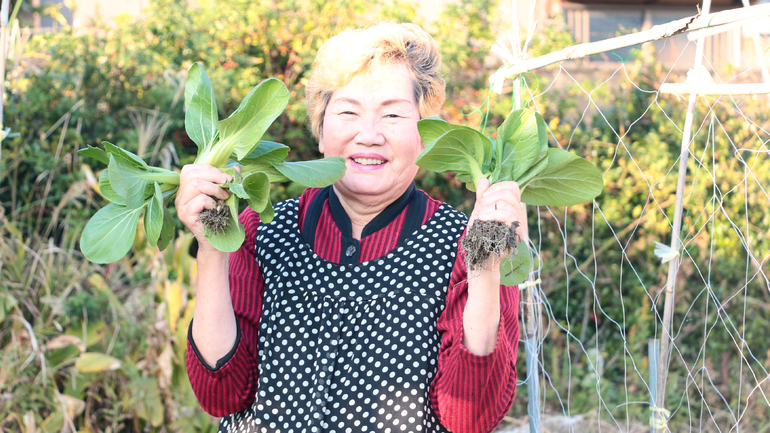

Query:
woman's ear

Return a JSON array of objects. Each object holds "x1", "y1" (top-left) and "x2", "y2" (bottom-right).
[{"x1": 318, "y1": 133, "x2": 325, "y2": 155}]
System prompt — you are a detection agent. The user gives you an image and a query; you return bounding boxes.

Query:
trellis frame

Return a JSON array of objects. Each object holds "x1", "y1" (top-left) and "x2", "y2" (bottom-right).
[{"x1": 501, "y1": 2, "x2": 770, "y2": 432}]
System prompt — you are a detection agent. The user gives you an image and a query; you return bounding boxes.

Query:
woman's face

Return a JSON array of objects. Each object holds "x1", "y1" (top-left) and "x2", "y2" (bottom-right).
[{"x1": 319, "y1": 63, "x2": 423, "y2": 205}]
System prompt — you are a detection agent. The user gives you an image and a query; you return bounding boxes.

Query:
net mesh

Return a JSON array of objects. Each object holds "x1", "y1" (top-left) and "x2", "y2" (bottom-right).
[{"x1": 497, "y1": 25, "x2": 770, "y2": 433}]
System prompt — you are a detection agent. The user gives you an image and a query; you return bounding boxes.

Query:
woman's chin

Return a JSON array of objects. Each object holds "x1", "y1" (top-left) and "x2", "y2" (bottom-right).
[{"x1": 335, "y1": 177, "x2": 404, "y2": 200}]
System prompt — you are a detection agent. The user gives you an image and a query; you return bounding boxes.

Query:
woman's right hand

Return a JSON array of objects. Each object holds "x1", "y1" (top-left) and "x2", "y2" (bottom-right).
[
  {"x1": 175, "y1": 164, "x2": 233, "y2": 254},
  {"x1": 178, "y1": 164, "x2": 239, "y2": 367}
]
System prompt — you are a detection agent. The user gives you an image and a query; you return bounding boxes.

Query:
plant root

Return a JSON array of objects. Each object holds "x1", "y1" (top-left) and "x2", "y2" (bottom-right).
[
  {"x1": 461, "y1": 220, "x2": 521, "y2": 272},
  {"x1": 197, "y1": 198, "x2": 230, "y2": 235}
]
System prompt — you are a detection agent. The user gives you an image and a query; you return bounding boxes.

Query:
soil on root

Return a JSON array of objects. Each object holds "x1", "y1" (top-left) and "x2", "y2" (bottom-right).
[
  {"x1": 197, "y1": 198, "x2": 230, "y2": 235},
  {"x1": 461, "y1": 220, "x2": 521, "y2": 272}
]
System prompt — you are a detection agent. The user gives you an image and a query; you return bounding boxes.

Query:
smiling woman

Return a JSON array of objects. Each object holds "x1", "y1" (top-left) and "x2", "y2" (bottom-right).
[
  {"x1": 181, "y1": 22, "x2": 523, "y2": 433},
  {"x1": 318, "y1": 64, "x2": 424, "y2": 231}
]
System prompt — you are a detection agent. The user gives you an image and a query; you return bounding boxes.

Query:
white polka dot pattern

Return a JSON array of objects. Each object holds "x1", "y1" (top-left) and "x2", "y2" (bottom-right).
[{"x1": 218, "y1": 199, "x2": 467, "y2": 433}]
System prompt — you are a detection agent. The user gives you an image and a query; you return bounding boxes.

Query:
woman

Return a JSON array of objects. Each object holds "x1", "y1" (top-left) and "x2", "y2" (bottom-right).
[{"x1": 177, "y1": 22, "x2": 526, "y2": 433}]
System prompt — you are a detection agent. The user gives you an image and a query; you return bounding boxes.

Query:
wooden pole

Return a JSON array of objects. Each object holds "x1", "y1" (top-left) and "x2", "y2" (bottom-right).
[{"x1": 653, "y1": 1, "x2": 712, "y2": 432}]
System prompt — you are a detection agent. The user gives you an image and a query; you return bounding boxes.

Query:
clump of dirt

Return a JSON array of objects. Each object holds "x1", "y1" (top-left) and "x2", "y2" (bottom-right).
[
  {"x1": 197, "y1": 198, "x2": 230, "y2": 235},
  {"x1": 461, "y1": 220, "x2": 521, "y2": 272}
]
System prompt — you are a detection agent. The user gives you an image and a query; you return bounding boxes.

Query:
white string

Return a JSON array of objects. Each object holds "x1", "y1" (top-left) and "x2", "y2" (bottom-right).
[{"x1": 509, "y1": 34, "x2": 770, "y2": 432}]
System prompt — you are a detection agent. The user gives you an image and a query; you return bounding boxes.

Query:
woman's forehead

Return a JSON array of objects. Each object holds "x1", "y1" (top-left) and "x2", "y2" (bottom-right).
[{"x1": 329, "y1": 64, "x2": 417, "y2": 106}]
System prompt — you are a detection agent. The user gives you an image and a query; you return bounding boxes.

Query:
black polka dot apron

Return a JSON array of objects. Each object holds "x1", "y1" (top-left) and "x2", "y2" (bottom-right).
[{"x1": 219, "y1": 199, "x2": 467, "y2": 433}]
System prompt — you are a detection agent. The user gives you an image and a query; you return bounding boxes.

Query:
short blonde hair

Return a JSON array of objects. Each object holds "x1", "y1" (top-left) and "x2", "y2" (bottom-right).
[{"x1": 305, "y1": 22, "x2": 445, "y2": 140}]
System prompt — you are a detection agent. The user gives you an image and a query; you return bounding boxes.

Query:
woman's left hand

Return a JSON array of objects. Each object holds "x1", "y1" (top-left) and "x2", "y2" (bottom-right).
[
  {"x1": 462, "y1": 177, "x2": 528, "y2": 355},
  {"x1": 469, "y1": 178, "x2": 529, "y2": 265}
]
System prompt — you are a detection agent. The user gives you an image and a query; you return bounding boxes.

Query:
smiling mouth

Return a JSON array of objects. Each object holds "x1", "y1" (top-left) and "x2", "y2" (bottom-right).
[{"x1": 352, "y1": 157, "x2": 386, "y2": 166}]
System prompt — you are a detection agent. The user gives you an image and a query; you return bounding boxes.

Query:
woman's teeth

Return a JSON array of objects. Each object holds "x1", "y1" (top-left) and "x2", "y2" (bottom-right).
[{"x1": 353, "y1": 158, "x2": 385, "y2": 165}]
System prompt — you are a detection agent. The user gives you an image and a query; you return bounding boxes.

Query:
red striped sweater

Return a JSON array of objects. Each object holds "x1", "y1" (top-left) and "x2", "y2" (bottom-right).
[{"x1": 186, "y1": 186, "x2": 520, "y2": 433}]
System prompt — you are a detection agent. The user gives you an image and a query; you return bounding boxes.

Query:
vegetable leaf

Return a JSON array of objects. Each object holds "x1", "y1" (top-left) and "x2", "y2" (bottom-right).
[
  {"x1": 260, "y1": 195, "x2": 275, "y2": 224},
  {"x1": 241, "y1": 141, "x2": 290, "y2": 163},
  {"x1": 144, "y1": 182, "x2": 164, "y2": 247},
  {"x1": 515, "y1": 152, "x2": 550, "y2": 185},
  {"x1": 78, "y1": 145, "x2": 110, "y2": 165},
  {"x1": 499, "y1": 240, "x2": 532, "y2": 287},
  {"x1": 242, "y1": 172, "x2": 270, "y2": 213},
  {"x1": 184, "y1": 63, "x2": 218, "y2": 152},
  {"x1": 493, "y1": 108, "x2": 543, "y2": 183},
  {"x1": 98, "y1": 169, "x2": 125, "y2": 205},
  {"x1": 418, "y1": 118, "x2": 493, "y2": 165},
  {"x1": 203, "y1": 195, "x2": 245, "y2": 252},
  {"x1": 416, "y1": 128, "x2": 489, "y2": 186},
  {"x1": 108, "y1": 155, "x2": 149, "y2": 209},
  {"x1": 103, "y1": 141, "x2": 148, "y2": 169},
  {"x1": 157, "y1": 209, "x2": 176, "y2": 252},
  {"x1": 80, "y1": 204, "x2": 144, "y2": 264},
  {"x1": 236, "y1": 159, "x2": 289, "y2": 183},
  {"x1": 521, "y1": 148, "x2": 604, "y2": 206},
  {"x1": 217, "y1": 78, "x2": 290, "y2": 160},
  {"x1": 273, "y1": 157, "x2": 347, "y2": 188}
]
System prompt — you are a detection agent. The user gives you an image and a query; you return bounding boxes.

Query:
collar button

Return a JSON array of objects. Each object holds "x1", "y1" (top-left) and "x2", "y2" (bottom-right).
[{"x1": 345, "y1": 245, "x2": 356, "y2": 257}]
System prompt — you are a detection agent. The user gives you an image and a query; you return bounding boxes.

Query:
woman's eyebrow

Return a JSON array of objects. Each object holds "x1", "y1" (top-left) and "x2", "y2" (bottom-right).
[
  {"x1": 330, "y1": 98, "x2": 413, "y2": 108},
  {"x1": 381, "y1": 99, "x2": 413, "y2": 107},
  {"x1": 331, "y1": 97, "x2": 361, "y2": 106}
]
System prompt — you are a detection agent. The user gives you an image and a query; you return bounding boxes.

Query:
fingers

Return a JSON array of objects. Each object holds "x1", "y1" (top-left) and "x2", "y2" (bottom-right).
[
  {"x1": 179, "y1": 179, "x2": 230, "y2": 204},
  {"x1": 180, "y1": 164, "x2": 233, "y2": 187},
  {"x1": 176, "y1": 164, "x2": 233, "y2": 238},
  {"x1": 177, "y1": 164, "x2": 232, "y2": 207},
  {"x1": 470, "y1": 179, "x2": 528, "y2": 242},
  {"x1": 475, "y1": 177, "x2": 491, "y2": 202},
  {"x1": 477, "y1": 181, "x2": 522, "y2": 210}
]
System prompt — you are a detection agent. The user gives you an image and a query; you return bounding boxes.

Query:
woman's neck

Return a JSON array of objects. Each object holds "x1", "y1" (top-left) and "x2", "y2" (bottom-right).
[{"x1": 332, "y1": 185, "x2": 404, "y2": 240}]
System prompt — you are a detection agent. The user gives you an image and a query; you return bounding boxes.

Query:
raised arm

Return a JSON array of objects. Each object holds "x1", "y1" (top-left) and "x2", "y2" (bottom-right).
[
  {"x1": 176, "y1": 163, "x2": 238, "y2": 365},
  {"x1": 431, "y1": 177, "x2": 525, "y2": 432},
  {"x1": 463, "y1": 177, "x2": 527, "y2": 355}
]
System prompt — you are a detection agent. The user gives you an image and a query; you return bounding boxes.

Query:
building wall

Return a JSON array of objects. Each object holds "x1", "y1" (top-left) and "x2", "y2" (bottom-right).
[
  {"x1": 33, "y1": 0, "x2": 147, "y2": 27},
  {"x1": 557, "y1": 1, "x2": 770, "y2": 71},
  {"x1": 70, "y1": 0, "x2": 146, "y2": 27}
]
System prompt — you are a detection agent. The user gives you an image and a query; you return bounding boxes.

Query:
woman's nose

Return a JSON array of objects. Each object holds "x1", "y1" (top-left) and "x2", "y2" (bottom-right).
[{"x1": 354, "y1": 117, "x2": 386, "y2": 146}]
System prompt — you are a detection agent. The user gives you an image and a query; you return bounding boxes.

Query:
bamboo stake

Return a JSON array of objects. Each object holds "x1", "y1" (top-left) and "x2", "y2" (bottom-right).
[
  {"x1": 659, "y1": 83, "x2": 770, "y2": 95},
  {"x1": 496, "y1": 3, "x2": 770, "y2": 79},
  {"x1": 654, "y1": 1, "x2": 712, "y2": 432}
]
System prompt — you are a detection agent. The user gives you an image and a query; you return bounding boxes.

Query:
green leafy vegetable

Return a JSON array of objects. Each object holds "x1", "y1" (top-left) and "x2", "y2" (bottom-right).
[
  {"x1": 144, "y1": 182, "x2": 164, "y2": 247},
  {"x1": 499, "y1": 240, "x2": 532, "y2": 286},
  {"x1": 80, "y1": 204, "x2": 145, "y2": 264},
  {"x1": 79, "y1": 63, "x2": 346, "y2": 264},
  {"x1": 184, "y1": 63, "x2": 218, "y2": 152},
  {"x1": 492, "y1": 108, "x2": 544, "y2": 183},
  {"x1": 519, "y1": 148, "x2": 604, "y2": 206},
  {"x1": 416, "y1": 107, "x2": 604, "y2": 286},
  {"x1": 415, "y1": 128, "x2": 491, "y2": 186}
]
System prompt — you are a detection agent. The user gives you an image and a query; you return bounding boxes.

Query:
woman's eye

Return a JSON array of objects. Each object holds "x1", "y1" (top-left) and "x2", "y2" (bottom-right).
[{"x1": 385, "y1": 114, "x2": 400, "y2": 118}]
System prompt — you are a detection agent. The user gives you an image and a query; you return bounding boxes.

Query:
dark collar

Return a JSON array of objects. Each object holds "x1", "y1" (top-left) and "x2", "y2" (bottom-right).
[{"x1": 302, "y1": 182, "x2": 420, "y2": 244}]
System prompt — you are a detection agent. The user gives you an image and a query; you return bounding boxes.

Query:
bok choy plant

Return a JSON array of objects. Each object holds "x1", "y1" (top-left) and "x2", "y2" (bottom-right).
[
  {"x1": 416, "y1": 108, "x2": 603, "y2": 286},
  {"x1": 78, "y1": 63, "x2": 346, "y2": 264}
]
